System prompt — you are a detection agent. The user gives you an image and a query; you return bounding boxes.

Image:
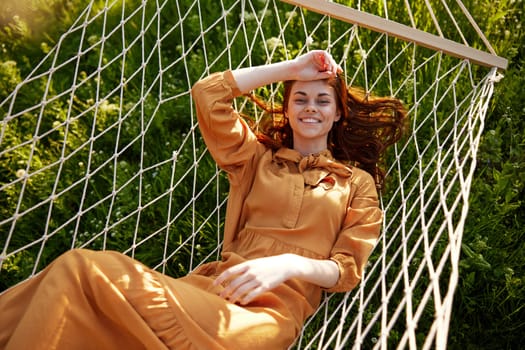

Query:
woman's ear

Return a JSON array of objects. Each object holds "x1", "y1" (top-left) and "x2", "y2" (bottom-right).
[{"x1": 335, "y1": 110, "x2": 341, "y2": 122}]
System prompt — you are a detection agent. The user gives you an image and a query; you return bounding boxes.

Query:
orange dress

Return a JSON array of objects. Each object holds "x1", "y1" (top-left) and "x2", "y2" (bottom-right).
[{"x1": 0, "y1": 71, "x2": 381, "y2": 350}]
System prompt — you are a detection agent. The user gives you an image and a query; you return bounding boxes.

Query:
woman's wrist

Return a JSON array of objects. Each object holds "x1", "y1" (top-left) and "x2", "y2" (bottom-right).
[{"x1": 283, "y1": 253, "x2": 339, "y2": 289}]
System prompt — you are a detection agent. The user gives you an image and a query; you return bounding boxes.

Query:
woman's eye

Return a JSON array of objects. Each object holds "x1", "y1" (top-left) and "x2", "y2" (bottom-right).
[
  {"x1": 294, "y1": 99, "x2": 306, "y2": 104},
  {"x1": 318, "y1": 100, "x2": 330, "y2": 105}
]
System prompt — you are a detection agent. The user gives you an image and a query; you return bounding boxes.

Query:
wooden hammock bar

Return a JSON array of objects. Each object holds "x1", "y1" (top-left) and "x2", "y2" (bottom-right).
[{"x1": 281, "y1": 0, "x2": 508, "y2": 70}]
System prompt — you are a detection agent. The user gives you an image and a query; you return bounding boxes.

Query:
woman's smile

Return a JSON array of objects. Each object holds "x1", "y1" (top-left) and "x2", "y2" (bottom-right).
[{"x1": 299, "y1": 117, "x2": 322, "y2": 124}]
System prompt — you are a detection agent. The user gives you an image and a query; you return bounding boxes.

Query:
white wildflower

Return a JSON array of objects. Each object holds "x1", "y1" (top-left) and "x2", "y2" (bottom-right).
[
  {"x1": 265, "y1": 37, "x2": 283, "y2": 51},
  {"x1": 305, "y1": 36, "x2": 314, "y2": 47},
  {"x1": 355, "y1": 49, "x2": 367, "y2": 60},
  {"x1": 16, "y1": 169, "x2": 26, "y2": 178}
]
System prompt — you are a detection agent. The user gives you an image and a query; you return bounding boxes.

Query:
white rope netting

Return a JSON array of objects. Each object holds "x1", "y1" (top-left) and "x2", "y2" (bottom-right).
[{"x1": 0, "y1": 0, "x2": 502, "y2": 348}]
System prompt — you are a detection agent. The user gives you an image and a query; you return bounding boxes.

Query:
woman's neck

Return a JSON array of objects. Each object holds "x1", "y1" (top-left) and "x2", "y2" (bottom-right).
[{"x1": 293, "y1": 140, "x2": 327, "y2": 157}]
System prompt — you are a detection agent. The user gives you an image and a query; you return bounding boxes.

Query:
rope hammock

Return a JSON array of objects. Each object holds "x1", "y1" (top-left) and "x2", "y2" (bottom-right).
[{"x1": 0, "y1": 0, "x2": 506, "y2": 348}]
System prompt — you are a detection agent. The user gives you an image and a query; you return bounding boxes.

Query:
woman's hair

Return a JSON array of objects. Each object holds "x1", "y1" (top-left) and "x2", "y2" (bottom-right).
[{"x1": 244, "y1": 74, "x2": 408, "y2": 191}]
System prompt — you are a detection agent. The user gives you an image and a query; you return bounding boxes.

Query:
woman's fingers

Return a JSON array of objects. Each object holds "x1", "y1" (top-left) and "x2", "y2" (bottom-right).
[
  {"x1": 237, "y1": 286, "x2": 264, "y2": 305},
  {"x1": 213, "y1": 255, "x2": 296, "y2": 304},
  {"x1": 216, "y1": 268, "x2": 263, "y2": 304},
  {"x1": 292, "y1": 50, "x2": 341, "y2": 80},
  {"x1": 213, "y1": 264, "x2": 247, "y2": 287},
  {"x1": 318, "y1": 52, "x2": 330, "y2": 71},
  {"x1": 313, "y1": 51, "x2": 339, "y2": 73},
  {"x1": 225, "y1": 279, "x2": 262, "y2": 305},
  {"x1": 218, "y1": 269, "x2": 253, "y2": 298}
]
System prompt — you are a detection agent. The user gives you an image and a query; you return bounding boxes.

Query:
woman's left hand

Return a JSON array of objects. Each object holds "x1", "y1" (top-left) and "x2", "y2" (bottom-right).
[{"x1": 213, "y1": 254, "x2": 297, "y2": 305}]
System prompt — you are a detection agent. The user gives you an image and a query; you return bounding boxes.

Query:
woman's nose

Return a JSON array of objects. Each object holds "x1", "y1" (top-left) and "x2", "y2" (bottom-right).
[{"x1": 304, "y1": 103, "x2": 317, "y2": 112}]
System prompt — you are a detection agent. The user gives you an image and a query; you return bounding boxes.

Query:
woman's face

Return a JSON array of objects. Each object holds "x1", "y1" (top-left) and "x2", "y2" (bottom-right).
[{"x1": 286, "y1": 79, "x2": 341, "y2": 154}]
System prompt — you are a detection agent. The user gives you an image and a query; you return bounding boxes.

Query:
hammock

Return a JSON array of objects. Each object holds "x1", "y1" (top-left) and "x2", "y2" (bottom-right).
[{"x1": 0, "y1": 0, "x2": 506, "y2": 348}]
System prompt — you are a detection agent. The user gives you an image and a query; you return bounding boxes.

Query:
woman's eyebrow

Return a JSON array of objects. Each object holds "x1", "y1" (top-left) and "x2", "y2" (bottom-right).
[{"x1": 293, "y1": 91, "x2": 333, "y2": 97}]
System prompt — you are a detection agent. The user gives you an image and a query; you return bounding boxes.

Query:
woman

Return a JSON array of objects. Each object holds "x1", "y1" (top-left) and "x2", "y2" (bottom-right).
[{"x1": 0, "y1": 50, "x2": 407, "y2": 349}]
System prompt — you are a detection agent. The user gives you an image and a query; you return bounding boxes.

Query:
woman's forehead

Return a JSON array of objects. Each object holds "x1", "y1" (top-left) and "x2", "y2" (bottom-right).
[{"x1": 290, "y1": 80, "x2": 335, "y2": 95}]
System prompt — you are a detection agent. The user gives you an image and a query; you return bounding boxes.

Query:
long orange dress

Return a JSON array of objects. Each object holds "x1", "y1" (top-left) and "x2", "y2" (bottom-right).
[{"x1": 0, "y1": 70, "x2": 381, "y2": 349}]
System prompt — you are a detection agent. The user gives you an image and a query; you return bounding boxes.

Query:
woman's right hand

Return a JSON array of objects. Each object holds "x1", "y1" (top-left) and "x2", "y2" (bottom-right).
[{"x1": 290, "y1": 50, "x2": 341, "y2": 81}]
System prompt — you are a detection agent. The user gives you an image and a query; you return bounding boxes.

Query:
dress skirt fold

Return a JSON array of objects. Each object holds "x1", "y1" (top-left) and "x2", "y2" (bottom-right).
[{"x1": 0, "y1": 249, "x2": 297, "y2": 350}]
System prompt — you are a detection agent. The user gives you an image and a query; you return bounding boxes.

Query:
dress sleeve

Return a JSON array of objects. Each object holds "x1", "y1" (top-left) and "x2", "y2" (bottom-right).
[
  {"x1": 324, "y1": 169, "x2": 382, "y2": 293},
  {"x1": 191, "y1": 70, "x2": 260, "y2": 183}
]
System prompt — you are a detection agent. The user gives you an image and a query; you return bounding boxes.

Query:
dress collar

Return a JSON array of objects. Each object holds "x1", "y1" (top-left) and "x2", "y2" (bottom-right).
[{"x1": 274, "y1": 148, "x2": 352, "y2": 186}]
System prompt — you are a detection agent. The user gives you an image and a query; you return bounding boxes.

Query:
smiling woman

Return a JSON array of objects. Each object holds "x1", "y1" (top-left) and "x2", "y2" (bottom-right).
[
  {"x1": 248, "y1": 56, "x2": 407, "y2": 190},
  {"x1": 0, "y1": 50, "x2": 408, "y2": 349}
]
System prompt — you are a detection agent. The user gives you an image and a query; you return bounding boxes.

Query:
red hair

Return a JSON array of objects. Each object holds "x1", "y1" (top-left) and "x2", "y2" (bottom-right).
[{"x1": 244, "y1": 74, "x2": 408, "y2": 191}]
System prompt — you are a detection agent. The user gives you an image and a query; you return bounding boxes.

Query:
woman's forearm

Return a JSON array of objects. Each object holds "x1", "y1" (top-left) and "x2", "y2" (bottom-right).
[
  {"x1": 286, "y1": 253, "x2": 340, "y2": 289},
  {"x1": 231, "y1": 60, "x2": 296, "y2": 94},
  {"x1": 230, "y1": 50, "x2": 340, "y2": 94}
]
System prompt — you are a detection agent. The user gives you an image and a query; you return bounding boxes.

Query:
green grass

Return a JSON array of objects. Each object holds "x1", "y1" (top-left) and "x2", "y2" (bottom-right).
[{"x1": 0, "y1": 0, "x2": 523, "y2": 348}]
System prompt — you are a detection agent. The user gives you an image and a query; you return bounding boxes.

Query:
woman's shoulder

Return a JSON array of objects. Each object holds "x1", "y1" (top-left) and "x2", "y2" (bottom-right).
[
  {"x1": 348, "y1": 165, "x2": 372, "y2": 179},
  {"x1": 347, "y1": 165, "x2": 378, "y2": 192}
]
